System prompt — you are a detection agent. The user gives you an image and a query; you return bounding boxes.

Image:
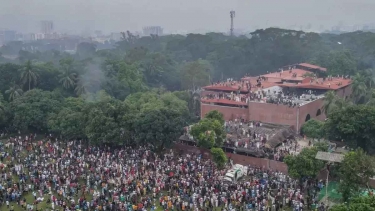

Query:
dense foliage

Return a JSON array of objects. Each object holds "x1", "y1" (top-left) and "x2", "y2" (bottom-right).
[
  {"x1": 2, "y1": 28, "x2": 375, "y2": 148},
  {"x1": 301, "y1": 119, "x2": 325, "y2": 140},
  {"x1": 190, "y1": 111, "x2": 226, "y2": 149},
  {"x1": 284, "y1": 142, "x2": 328, "y2": 180},
  {"x1": 330, "y1": 196, "x2": 375, "y2": 211},
  {"x1": 211, "y1": 147, "x2": 228, "y2": 169},
  {"x1": 338, "y1": 149, "x2": 375, "y2": 202}
]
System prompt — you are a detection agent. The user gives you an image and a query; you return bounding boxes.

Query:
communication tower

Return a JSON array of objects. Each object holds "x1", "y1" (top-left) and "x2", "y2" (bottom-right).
[{"x1": 230, "y1": 11, "x2": 235, "y2": 36}]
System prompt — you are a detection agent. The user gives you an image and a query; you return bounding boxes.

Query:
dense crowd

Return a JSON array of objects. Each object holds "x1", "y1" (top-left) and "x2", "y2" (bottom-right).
[
  {"x1": 0, "y1": 134, "x2": 328, "y2": 211},
  {"x1": 223, "y1": 120, "x2": 302, "y2": 159}
]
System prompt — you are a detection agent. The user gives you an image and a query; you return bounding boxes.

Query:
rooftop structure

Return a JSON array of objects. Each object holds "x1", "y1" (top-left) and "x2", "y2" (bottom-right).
[
  {"x1": 181, "y1": 121, "x2": 297, "y2": 158},
  {"x1": 200, "y1": 63, "x2": 352, "y2": 131}
]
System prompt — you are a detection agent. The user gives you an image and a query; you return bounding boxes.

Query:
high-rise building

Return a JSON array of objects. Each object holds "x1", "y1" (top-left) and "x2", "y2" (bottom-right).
[
  {"x1": 0, "y1": 30, "x2": 16, "y2": 45},
  {"x1": 142, "y1": 26, "x2": 163, "y2": 36},
  {"x1": 41, "y1": 21, "x2": 54, "y2": 34}
]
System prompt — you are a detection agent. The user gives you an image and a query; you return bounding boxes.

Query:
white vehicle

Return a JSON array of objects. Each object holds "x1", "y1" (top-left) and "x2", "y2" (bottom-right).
[{"x1": 223, "y1": 164, "x2": 248, "y2": 183}]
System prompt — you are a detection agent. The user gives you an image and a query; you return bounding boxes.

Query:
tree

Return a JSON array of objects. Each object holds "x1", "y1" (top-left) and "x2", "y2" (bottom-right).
[
  {"x1": 211, "y1": 148, "x2": 227, "y2": 169},
  {"x1": 9, "y1": 89, "x2": 62, "y2": 131},
  {"x1": 47, "y1": 97, "x2": 86, "y2": 139},
  {"x1": 35, "y1": 62, "x2": 60, "y2": 91},
  {"x1": 338, "y1": 149, "x2": 375, "y2": 202},
  {"x1": 124, "y1": 91, "x2": 188, "y2": 116},
  {"x1": 76, "y1": 42, "x2": 97, "y2": 58},
  {"x1": 133, "y1": 107, "x2": 185, "y2": 152},
  {"x1": 301, "y1": 119, "x2": 325, "y2": 139},
  {"x1": 351, "y1": 72, "x2": 368, "y2": 103},
  {"x1": 0, "y1": 94, "x2": 7, "y2": 128},
  {"x1": 313, "y1": 50, "x2": 357, "y2": 76},
  {"x1": 324, "y1": 105, "x2": 375, "y2": 154},
  {"x1": 20, "y1": 60, "x2": 39, "y2": 91},
  {"x1": 190, "y1": 118, "x2": 226, "y2": 148},
  {"x1": 180, "y1": 59, "x2": 211, "y2": 90},
  {"x1": 83, "y1": 96, "x2": 127, "y2": 145},
  {"x1": 102, "y1": 60, "x2": 147, "y2": 99},
  {"x1": 74, "y1": 78, "x2": 88, "y2": 96},
  {"x1": 322, "y1": 90, "x2": 350, "y2": 116},
  {"x1": 124, "y1": 90, "x2": 190, "y2": 146},
  {"x1": 0, "y1": 63, "x2": 21, "y2": 94},
  {"x1": 58, "y1": 58, "x2": 77, "y2": 90},
  {"x1": 5, "y1": 83, "x2": 23, "y2": 101},
  {"x1": 204, "y1": 110, "x2": 225, "y2": 125},
  {"x1": 284, "y1": 142, "x2": 328, "y2": 180},
  {"x1": 330, "y1": 198, "x2": 375, "y2": 211}
]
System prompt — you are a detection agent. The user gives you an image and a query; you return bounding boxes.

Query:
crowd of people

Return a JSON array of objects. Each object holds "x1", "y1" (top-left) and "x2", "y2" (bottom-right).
[
  {"x1": 0, "y1": 133, "x2": 329, "y2": 211},
  {"x1": 223, "y1": 120, "x2": 302, "y2": 159}
]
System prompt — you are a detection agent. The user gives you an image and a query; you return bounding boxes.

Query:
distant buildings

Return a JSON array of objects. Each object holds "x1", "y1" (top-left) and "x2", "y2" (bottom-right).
[
  {"x1": 110, "y1": 32, "x2": 122, "y2": 41},
  {"x1": 41, "y1": 21, "x2": 54, "y2": 34},
  {"x1": 0, "y1": 30, "x2": 16, "y2": 45},
  {"x1": 142, "y1": 26, "x2": 163, "y2": 36}
]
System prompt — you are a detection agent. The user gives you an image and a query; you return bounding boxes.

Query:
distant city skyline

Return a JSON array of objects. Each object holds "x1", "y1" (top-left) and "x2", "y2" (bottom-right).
[{"x1": 1, "y1": 0, "x2": 375, "y2": 35}]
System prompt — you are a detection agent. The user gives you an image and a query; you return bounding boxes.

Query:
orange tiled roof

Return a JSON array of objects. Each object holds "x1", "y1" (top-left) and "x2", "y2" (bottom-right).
[
  {"x1": 203, "y1": 81, "x2": 248, "y2": 92},
  {"x1": 279, "y1": 77, "x2": 351, "y2": 90},
  {"x1": 261, "y1": 69, "x2": 311, "y2": 81},
  {"x1": 241, "y1": 77, "x2": 281, "y2": 89},
  {"x1": 299, "y1": 63, "x2": 327, "y2": 71}
]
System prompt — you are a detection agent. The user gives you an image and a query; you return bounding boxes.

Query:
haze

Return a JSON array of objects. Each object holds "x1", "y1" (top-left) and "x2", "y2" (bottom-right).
[{"x1": 1, "y1": 0, "x2": 375, "y2": 34}]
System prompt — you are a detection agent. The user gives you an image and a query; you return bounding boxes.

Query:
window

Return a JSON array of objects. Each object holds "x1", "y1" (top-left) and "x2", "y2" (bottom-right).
[{"x1": 305, "y1": 114, "x2": 311, "y2": 122}]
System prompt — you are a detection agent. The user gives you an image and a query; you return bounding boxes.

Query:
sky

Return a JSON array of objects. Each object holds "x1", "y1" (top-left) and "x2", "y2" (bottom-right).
[{"x1": 1, "y1": 0, "x2": 375, "y2": 34}]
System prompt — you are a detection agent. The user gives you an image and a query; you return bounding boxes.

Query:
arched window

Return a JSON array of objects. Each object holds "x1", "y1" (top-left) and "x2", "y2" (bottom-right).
[
  {"x1": 305, "y1": 114, "x2": 311, "y2": 122},
  {"x1": 316, "y1": 109, "x2": 322, "y2": 116}
]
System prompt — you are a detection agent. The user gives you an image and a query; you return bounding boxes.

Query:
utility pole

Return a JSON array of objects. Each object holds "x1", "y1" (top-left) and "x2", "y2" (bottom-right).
[{"x1": 230, "y1": 11, "x2": 235, "y2": 36}]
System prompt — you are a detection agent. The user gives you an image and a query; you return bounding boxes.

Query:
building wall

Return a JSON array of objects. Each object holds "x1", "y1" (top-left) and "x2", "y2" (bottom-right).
[
  {"x1": 201, "y1": 90, "x2": 222, "y2": 97},
  {"x1": 201, "y1": 104, "x2": 248, "y2": 120},
  {"x1": 335, "y1": 85, "x2": 352, "y2": 98},
  {"x1": 248, "y1": 102, "x2": 298, "y2": 128},
  {"x1": 298, "y1": 98, "x2": 326, "y2": 128},
  {"x1": 200, "y1": 85, "x2": 352, "y2": 130},
  {"x1": 174, "y1": 143, "x2": 288, "y2": 173},
  {"x1": 174, "y1": 143, "x2": 375, "y2": 187}
]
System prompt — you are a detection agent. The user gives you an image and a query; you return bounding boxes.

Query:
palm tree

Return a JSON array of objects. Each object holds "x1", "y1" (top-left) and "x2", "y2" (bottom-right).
[
  {"x1": 322, "y1": 91, "x2": 337, "y2": 116},
  {"x1": 5, "y1": 83, "x2": 23, "y2": 101},
  {"x1": 366, "y1": 89, "x2": 375, "y2": 106},
  {"x1": 364, "y1": 69, "x2": 375, "y2": 89},
  {"x1": 58, "y1": 58, "x2": 77, "y2": 90},
  {"x1": 351, "y1": 73, "x2": 368, "y2": 103},
  {"x1": 58, "y1": 69, "x2": 77, "y2": 90},
  {"x1": 74, "y1": 78, "x2": 87, "y2": 96},
  {"x1": 20, "y1": 60, "x2": 39, "y2": 91}
]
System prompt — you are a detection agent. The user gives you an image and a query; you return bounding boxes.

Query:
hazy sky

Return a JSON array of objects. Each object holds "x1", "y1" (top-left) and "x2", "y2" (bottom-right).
[{"x1": 1, "y1": 0, "x2": 375, "y2": 34}]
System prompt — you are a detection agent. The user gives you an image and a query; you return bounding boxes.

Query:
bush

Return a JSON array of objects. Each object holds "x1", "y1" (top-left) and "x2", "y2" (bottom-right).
[{"x1": 211, "y1": 147, "x2": 227, "y2": 169}]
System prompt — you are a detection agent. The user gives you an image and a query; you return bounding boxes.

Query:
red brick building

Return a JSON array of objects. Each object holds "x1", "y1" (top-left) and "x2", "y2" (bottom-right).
[{"x1": 200, "y1": 63, "x2": 352, "y2": 132}]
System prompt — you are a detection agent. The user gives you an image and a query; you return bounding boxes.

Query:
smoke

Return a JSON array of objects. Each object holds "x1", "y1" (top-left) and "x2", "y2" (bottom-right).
[{"x1": 79, "y1": 63, "x2": 107, "y2": 102}]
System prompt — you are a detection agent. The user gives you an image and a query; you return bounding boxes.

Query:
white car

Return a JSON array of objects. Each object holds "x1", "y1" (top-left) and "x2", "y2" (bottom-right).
[{"x1": 223, "y1": 164, "x2": 248, "y2": 183}]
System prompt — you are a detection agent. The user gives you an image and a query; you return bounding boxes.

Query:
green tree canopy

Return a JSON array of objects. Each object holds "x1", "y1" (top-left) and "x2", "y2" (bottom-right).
[
  {"x1": 301, "y1": 119, "x2": 325, "y2": 139},
  {"x1": 284, "y1": 142, "x2": 328, "y2": 179},
  {"x1": 47, "y1": 97, "x2": 86, "y2": 140},
  {"x1": 211, "y1": 147, "x2": 228, "y2": 169},
  {"x1": 190, "y1": 118, "x2": 226, "y2": 148},
  {"x1": 204, "y1": 110, "x2": 225, "y2": 125},
  {"x1": 133, "y1": 107, "x2": 185, "y2": 152},
  {"x1": 325, "y1": 105, "x2": 375, "y2": 154},
  {"x1": 9, "y1": 89, "x2": 62, "y2": 131},
  {"x1": 180, "y1": 59, "x2": 211, "y2": 90},
  {"x1": 338, "y1": 149, "x2": 375, "y2": 202}
]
